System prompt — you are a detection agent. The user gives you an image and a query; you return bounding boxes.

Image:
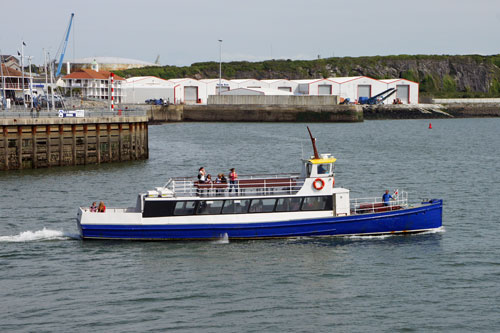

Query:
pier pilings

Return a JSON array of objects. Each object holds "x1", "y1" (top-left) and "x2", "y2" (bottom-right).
[{"x1": 0, "y1": 116, "x2": 148, "y2": 170}]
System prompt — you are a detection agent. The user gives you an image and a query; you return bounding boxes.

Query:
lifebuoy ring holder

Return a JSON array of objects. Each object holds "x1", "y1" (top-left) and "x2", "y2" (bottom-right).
[{"x1": 313, "y1": 178, "x2": 325, "y2": 190}]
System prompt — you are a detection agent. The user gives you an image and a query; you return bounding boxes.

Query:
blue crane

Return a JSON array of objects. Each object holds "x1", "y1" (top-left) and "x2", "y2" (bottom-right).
[{"x1": 55, "y1": 13, "x2": 74, "y2": 77}]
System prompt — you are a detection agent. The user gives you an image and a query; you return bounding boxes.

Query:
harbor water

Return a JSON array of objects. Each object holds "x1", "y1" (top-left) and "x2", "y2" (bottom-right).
[{"x1": 1, "y1": 119, "x2": 499, "y2": 332}]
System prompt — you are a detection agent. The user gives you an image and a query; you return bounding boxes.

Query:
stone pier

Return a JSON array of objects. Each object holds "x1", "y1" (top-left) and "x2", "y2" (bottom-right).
[{"x1": 0, "y1": 116, "x2": 148, "y2": 170}]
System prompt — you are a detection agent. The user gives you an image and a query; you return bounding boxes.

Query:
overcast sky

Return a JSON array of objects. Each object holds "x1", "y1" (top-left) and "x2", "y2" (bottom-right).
[{"x1": 2, "y1": 0, "x2": 500, "y2": 66}]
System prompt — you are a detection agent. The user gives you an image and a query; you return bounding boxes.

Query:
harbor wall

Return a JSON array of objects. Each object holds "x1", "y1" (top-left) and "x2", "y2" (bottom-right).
[
  {"x1": 0, "y1": 116, "x2": 149, "y2": 170},
  {"x1": 207, "y1": 95, "x2": 340, "y2": 105},
  {"x1": 362, "y1": 104, "x2": 500, "y2": 119},
  {"x1": 148, "y1": 104, "x2": 363, "y2": 123}
]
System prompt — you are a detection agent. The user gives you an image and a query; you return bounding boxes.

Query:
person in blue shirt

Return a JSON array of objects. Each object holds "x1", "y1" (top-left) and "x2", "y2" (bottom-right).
[{"x1": 382, "y1": 190, "x2": 394, "y2": 206}]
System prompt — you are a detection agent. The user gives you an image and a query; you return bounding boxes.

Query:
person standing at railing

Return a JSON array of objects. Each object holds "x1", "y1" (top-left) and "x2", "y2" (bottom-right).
[
  {"x1": 229, "y1": 168, "x2": 238, "y2": 194},
  {"x1": 198, "y1": 167, "x2": 206, "y2": 182},
  {"x1": 382, "y1": 190, "x2": 394, "y2": 206}
]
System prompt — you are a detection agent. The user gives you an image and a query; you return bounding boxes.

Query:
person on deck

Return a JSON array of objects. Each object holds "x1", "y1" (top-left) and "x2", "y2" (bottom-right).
[
  {"x1": 229, "y1": 168, "x2": 238, "y2": 194},
  {"x1": 98, "y1": 201, "x2": 106, "y2": 212},
  {"x1": 382, "y1": 190, "x2": 394, "y2": 206},
  {"x1": 198, "y1": 167, "x2": 206, "y2": 183},
  {"x1": 90, "y1": 202, "x2": 97, "y2": 212}
]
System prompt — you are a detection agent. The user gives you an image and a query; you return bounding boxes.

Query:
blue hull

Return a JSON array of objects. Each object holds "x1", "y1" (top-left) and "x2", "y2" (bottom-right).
[{"x1": 80, "y1": 200, "x2": 443, "y2": 240}]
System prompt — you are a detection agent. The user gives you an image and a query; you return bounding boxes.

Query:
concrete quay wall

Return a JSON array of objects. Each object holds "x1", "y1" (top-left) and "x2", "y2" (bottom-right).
[
  {"x1": 149, "y1": 104, "x2": 362, "y2": 123},
  {"x1": 208, "y1": 95, "x2": 340, "y2": 106},
  {"x1": 363, "y1": 104, "x2": 500, "y2": 119},
  {"x1": 0, "y1": 116, "x2": 149, "y2": 170}
]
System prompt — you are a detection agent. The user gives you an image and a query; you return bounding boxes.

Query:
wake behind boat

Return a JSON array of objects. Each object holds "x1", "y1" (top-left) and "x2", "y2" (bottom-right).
[{"x1": 76, "y1": 128, "x2": 443, "y2": 240}]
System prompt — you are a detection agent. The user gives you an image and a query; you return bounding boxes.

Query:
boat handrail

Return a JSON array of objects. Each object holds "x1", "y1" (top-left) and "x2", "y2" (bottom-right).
[
  {"x1": 79, "y1": 207, "x2": 138, "y2": 213},
  {"x1": 351, "y1": 191, "x2": 409, "y2": 214},
  {"x1": 155, "y1": 173, "x2": 305, "y2": 198},
  {"x1": 165, "y1": 172, "x2": 301, "y2": 183}
]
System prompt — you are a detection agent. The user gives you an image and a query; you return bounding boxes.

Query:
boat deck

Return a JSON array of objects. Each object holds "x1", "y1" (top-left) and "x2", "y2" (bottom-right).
[{"x1": 152, "y1": 173, "x2": 304, "y2": 198}]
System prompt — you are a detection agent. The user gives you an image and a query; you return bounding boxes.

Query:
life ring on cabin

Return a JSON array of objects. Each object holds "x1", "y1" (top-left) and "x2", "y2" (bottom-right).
[
  {"x1": 313, "y1": 178, "x2": 325, "y2": 190},
  {"x1": 332, "y1": 176, "x2": 335, "y2": 188}
]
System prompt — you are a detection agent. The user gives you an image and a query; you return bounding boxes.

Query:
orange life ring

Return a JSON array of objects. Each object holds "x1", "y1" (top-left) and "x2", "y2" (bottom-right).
[{"x1": 313, "y1": 178, "x2": 325, "y2": 190}]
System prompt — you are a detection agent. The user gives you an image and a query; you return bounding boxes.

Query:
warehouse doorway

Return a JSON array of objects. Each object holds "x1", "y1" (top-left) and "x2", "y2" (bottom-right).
[
  {"x1": 396, "y1": 85, "x2": 409, "y2": 104},
  {"x1": 358, "y1": 85, "x2": 371, "y2": 98},
  {"x1": 184, "y1": 86, "x2": 198, "y2": 103},
  {"x1": 318, "y1": 84, "x2": 332, "y2": 95}
]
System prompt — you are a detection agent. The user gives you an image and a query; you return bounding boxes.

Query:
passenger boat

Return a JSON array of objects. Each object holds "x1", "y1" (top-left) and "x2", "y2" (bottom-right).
[{"x1": 76, "y1": 128, "x2": 443, "y2": 240}]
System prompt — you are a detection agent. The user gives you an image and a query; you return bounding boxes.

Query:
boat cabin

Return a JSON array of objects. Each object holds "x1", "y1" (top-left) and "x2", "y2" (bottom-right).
[{"x1": 301, "y1": 153, "x2": 336, "y2": 179}]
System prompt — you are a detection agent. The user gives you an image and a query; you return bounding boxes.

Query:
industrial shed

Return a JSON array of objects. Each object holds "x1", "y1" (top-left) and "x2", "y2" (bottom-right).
[
  {"x1": 305, "y1": 79, "x2": 339, "y2": 96},
  {"x1": 200, "y1": 79, "x2": 236, "y2": 97},
  {"x1": 231, "y1": 79, "x2": 270, "y2": 89},
  {"x1": 294, "y1": 80, "x2": 316, "y2": 95},
  {"x1": 168, "y1": 78, "x2": 207, "y2": 104},
  {"x1": 122, "y1": 76, "x2": 175, "y2": 104},
  {"x1": 261, "y1": 79, "x2": 298, "y2": 93},
  {"x1": 329, "y1": 77, "x2": 387, "y2": 102},
  {"x1": 380, "y1": 79, "x2": 419, "y2": 104}
]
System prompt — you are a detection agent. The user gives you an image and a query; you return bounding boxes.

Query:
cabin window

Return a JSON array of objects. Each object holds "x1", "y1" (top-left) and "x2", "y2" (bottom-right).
[
  {"x1": 306, "y1": 164, "x2": 312, "y2": 177},
  {"x1": 142, "y1": 200, "x2": 176, "y2": 218},
  {"x1": 317, "y1": 164, "x2": 330, "y2": 175},
  {"x1": 301, "y1": 196, "x2": 332, "y2": 211},
  {"x1": 275, "y1": 197, "x2": 302, "y2": 212},
  {"x1": 221, "y1": 199, "x2": 251, "y2": 214},
  {"x1": 173, "y1": 201, "x2": 197, "y2": 215},
  {"x1": 249, "y1": 198, "x2": 276, "y2": 213},
  {"x1": 197, "y1": 200, "x2": 224, "y2": 215}
]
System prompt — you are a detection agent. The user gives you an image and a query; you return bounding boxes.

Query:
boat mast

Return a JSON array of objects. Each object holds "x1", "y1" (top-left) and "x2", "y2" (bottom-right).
[
  {"x1": 307, "y1": 126, "x2": 320, "y2": 159},
  {"x1": 49, "y1": 53, "x2": 55, "y2": 111},
  {"x1": 44, "y1": 49, "x2": 49, "y2": 111},
  {"x1": 28, "y1": 56, "x2": 33, "y2": 109},
  {"x1": 21, "y1": 41, "x2": 26, "y2": 108},
  {"x1": 0, "y1": 50, "x2": 5, "y2": 110}
]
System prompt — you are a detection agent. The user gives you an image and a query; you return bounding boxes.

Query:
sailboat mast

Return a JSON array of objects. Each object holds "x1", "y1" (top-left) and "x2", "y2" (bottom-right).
[
  {"x1": 21, "y1": 42, "x2": 26, "y2": 107},
  {"x1": 0, "y1": 50, "x2": 5, "y2": 110},
  {"x1": 48, "y1": 52, "x2": 55, "y2": 111},
  {"x1": 44, "y1": 49, "x2": 49, "y2": 112},
  {"x1": 28, "y1": 56, "x2": 33, "y2": 109}
]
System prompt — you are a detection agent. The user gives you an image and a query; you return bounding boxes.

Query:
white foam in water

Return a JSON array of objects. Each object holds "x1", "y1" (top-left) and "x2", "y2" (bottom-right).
[
  {"x1": 346, "y1": 234, "x2": 392, "y2": 240},
  {"x1": 0, "y1": 228, "x2": 80, "y2": 242},
  {"x1": 212, "y1": 233, "x2": 229, "y2": 244},
  {"x1": 346, "y1": 227, "x2": 446, "y2": 240}
]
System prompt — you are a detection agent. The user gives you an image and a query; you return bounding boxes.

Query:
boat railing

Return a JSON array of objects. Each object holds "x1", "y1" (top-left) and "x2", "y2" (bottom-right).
[
  {"x1": 156, "y1": 173, "x2": 304, "y2": 198},
  {"x1": 351, "y1": 191, "x2": 408, "y2": 214},
  {"x1": 79, "y1": 207, "x2": 137, "y2": 213}
]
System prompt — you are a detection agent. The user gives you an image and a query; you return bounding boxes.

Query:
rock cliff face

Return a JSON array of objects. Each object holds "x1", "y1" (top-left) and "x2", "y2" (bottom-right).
[{"x1": 120, "y1": 55, "x2": 500, "y2": 97}]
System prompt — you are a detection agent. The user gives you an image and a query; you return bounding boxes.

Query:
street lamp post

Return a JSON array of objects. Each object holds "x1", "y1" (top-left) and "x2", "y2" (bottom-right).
[{"x1": 218, "y1": 39, "x2": 222, "y2": 95}]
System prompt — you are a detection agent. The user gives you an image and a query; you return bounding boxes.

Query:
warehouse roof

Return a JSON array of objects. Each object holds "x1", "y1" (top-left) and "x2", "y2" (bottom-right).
[{"x1": 221, "y1": 87, "x2": 293, "y2": 95}]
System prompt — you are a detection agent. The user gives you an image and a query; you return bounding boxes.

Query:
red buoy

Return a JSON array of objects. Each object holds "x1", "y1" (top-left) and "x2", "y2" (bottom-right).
[{"x1": 429, "y1": 123, "x2": 432, "y2": 129}]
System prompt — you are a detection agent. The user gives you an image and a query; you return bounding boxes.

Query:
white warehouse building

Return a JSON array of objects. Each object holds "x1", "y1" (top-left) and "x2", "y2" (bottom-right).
[
  {"x1": 261, "y1": 79, "x2": 298, "y2": 93},
  {"x1": 122, "y1": 76, "x2": 175, "y2": 104},
  {"x1": 330, "y1": 77, "x2": 387, "y2": 103},
  {"x1": 123, "y1": 75, "x2": 419, "y2": 105},
  {"x1": 380, "y1": 79, "x2": 419, "y2": 104},
  {"x1": 200, "y1": 79, "x2": 237, "y2": 98},
  {"x1": 168, "y1": 78, "x2": 207, "y2": 104}
]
